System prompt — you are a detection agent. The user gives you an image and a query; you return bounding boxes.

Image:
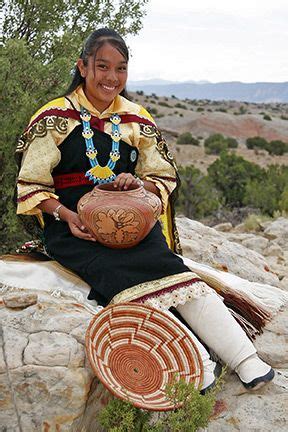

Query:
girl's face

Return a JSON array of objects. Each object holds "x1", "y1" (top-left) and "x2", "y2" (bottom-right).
[{"x1": 77, "y1": 43, "x2": 128, "y2": 112}]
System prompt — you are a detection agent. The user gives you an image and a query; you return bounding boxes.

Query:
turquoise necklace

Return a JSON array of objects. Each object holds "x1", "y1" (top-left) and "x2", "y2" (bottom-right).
[{"x1": 80, "y1": 107, "x2": 121, "y2": 184}]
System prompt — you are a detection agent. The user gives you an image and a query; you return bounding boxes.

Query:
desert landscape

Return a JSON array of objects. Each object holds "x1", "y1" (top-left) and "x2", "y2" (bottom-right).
[{"x1": 130, "y1": 92, "x2": 288, "y2": 171}]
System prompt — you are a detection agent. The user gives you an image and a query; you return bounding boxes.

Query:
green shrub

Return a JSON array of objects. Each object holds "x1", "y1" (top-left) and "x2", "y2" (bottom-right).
[
  {"x1": 175, "y1": 103, "x2": 187, "y2": 110},
  {"x1": 196, "y1": 107, "x2": 204, "y2": 112},
  {"x1": 176, "y1": 132, "x2": 199, "y2": 145},
  {"x1": 279, "y1": 187, "x2": 288, "y2": 212},
  {"x1": 208, "y1": 152, "x2": 263, "y2": 207},
  {"x1": 204, "y1": 134, "x2": 238, "y2": 154},
  {"x1": 239, "y1": 106, "x2": 247, "y2": 114},
  {"x1": 263, "y1": 114, "x2": 272, "y2": 121},
  {"x1": 226, "y1": 137, "x2": 238, "y2": 148},
  {"x1": 146, "y1": 106, "x2": 158, "y2": 115},
  {"x1": 243, "y1": 214, "x2": 272, "y2": 232},
  {"x1": 246, "y1": 137, "x2": 288, "y2": 155},
  {"x1": 158, "y1": 101, "x2": 172, "y2": 108},
  {"x1": 204, "y1": 134, "x2": 229, "y2": 154},
  {"x1": 246, "y1": 137, "x2": 268, "y2": 150},
  {"x1": 266, "y1": 140, "x2": 288, "y2": 155},
  {"x1": 205, "y1": 140, "x2": 227, "y2": 154},
  {"x1": 99, "y1": 375, "x2": 222, "y2": 432},
  {"x1": 177, "y1": 166, "x2": 221, "y2": 218},
  {"x1": 243, "y1": 165, "x2": 288, "y2": 215},
  {"x1": 244, "y1": 180, "x2": 279, "y2": 215}
]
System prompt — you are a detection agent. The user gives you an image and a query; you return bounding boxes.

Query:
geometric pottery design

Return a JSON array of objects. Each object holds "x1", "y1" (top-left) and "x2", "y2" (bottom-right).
[{"x1": 85, "y1": 303, "x2": 203, "y2": 411}]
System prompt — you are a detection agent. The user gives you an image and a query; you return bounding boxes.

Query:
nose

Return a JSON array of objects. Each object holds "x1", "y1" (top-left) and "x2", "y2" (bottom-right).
[{"x1": 107, "y1": 68, "x2": 118, "y2": 83}]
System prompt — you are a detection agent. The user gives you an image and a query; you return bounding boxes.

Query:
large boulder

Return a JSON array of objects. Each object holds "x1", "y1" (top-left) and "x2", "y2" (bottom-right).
[
  {"x1": 263, "y1": 217, "x2": 288, "y2": 250},
  {"x1": 1, "y1": 215, "x2": 287, "y2": 431},
  {"x1": 217, "y1": 217, "x2": 288, "y2": 291},
  {"x1": 0, "y1": 289, "x2": 108, "y2": 432},
  {"x1": 177, "y1": 217, "x2": 280, "y2": 287},
  {"x1": 177, "y1": 216, "x2": 288, "y2": 431}
]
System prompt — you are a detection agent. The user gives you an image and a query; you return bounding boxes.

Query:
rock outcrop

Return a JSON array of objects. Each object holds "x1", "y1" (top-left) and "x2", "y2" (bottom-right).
[
  {"x1": 0, "y1": 290, "x2": 109, "y2": 432},
  {"x1": 176, "y1": 217, "x2": 281, "y2": 286},
  {"x1": 0, "y1": 217, "x2": 287, "y2": 431}
]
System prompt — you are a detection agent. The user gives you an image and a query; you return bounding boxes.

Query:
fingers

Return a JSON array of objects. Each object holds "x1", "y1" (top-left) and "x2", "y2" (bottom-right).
[
  {"x1": 113, "y1": 173, "x2": 141, "y2": 190},
  {"x1": 71, "y1": 225, "x2": 96, "y2": 241},
  {"x1": 67, "y1": 214, "x2": 97, "y2": 242}
]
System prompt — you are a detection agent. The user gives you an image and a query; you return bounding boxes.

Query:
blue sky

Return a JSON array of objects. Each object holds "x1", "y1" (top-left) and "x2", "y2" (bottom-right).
[{"x1": 126, "y1": 0, "x2": 288, "y2": 83}]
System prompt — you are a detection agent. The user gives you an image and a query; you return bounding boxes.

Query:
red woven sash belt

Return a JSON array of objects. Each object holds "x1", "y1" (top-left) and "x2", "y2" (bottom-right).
[{"x1": 53, "y1": 172, "x2": 93, "y2": 189}]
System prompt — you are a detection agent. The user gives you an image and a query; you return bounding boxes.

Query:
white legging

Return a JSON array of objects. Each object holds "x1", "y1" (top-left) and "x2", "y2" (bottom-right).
[
  {"x1": 175, "y1": 291, "x2": 256, "y2": 370},
  {"x1": 161, "y1": 291, "x2": 256, "y2": 384}
]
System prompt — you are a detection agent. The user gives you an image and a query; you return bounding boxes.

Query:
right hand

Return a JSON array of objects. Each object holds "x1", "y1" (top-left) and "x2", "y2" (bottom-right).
[{"x1": 65, "y1": 211, "x2": 96, "y2": 242}]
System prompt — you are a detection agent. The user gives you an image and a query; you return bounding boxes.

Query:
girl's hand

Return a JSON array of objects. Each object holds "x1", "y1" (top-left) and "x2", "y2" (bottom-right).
[
  {"x1": 113, "y1": 173, "x2": 142, "y2": 190},
  {"x1": 66, "y1": 211, "x2": 96, "y2": 241}
]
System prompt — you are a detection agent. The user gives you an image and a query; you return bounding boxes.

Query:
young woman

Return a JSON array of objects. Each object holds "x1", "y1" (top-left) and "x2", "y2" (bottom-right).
[{"x1": 16, "y1": 28, "x2": 274, "y2": 392}]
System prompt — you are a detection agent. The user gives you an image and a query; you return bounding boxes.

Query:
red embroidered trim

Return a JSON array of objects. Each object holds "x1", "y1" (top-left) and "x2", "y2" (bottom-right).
[
  {"x1": 53, "y1": 172, "x2": 93, "y2": 189},
  {"x1": 17, "y1": 189, "x2": 52, "y2": 203},
  {"x1": 18, "y1": 179, "x2": 53, "y2": 186},
  {"x1": 133, "y1": 278, "x2": 203, "y2": 304},
  {"x1": 27, "y1": 109, "x2": 81, "y2": 131},
  {"x1": 120, "y1": 114, "x2": 155, "y2": 126},
  {"x1": 27, "y1": 109, "x2": 155, "y2": 134}
]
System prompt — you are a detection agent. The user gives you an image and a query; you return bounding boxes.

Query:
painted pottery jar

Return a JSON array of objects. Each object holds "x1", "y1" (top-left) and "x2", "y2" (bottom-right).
[{"x1": 77, "y1": 183, "x2": 162, "y2": 248}]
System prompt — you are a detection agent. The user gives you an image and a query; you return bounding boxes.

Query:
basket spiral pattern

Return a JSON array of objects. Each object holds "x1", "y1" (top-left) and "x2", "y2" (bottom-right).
[{"x1": 85, "y1": 303, "x2": 203, "y2": 411}]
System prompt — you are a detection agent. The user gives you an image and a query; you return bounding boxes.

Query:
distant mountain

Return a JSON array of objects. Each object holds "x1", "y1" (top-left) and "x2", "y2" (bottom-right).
[
  {"x1": 127, "y1": 81, "x2": 288, "y2": 103},
  {"x1": 128, "y1": 79, "x2": 176, "y2": 86}
]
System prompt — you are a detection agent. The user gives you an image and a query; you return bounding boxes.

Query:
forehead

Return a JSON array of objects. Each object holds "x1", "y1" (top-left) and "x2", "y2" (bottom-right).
[{"x1": 94, "y1": 43, "x2": 127, "y2": 63}]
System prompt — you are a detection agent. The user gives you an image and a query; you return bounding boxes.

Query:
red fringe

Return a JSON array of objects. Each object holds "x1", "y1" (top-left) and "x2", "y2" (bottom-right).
[{"x1": 221, "y1": 292, "x2": 272, "y2": 336}]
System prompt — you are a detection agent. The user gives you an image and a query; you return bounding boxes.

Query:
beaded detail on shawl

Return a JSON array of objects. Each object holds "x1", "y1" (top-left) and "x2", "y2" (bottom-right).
[
  {"x1": 137, "y1": 280, "x2": 213, "y2": 311},
  {"x1": 16, "y1": 114, "x2": 69, "y2": 154},
  {"x1": 109, "y1": 271, "x2": 202, "y2": 304}
]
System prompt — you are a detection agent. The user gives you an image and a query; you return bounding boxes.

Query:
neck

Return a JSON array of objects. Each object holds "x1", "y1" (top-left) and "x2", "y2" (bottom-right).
[{"x1": 83, "y1": 89, "x2": 110, "y2": 114}]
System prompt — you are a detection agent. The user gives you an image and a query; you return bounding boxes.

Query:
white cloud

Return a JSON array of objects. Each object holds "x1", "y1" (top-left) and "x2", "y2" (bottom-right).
[{"x1": 126, "y1": 0, "x2": 288, "y2": 82}]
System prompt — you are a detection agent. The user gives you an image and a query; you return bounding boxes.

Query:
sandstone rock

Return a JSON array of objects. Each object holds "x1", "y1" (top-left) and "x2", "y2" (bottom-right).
[
  {"x1": 254, "y1": 308, "x2": 288, "y2": 368},
  {"x1": 207, "y1": 369, "x2": 288, "y2": 432},
  {"x1": 177, "y1": 217, "x2": 280, "y2": 286},
  {"x1": 264, "y1": 218, "x2": 288, "y2": 249},
  {"x1": 0, "y1": 291, "x2": 104, "y2": 432},
  {"x1": 242, "y1": 236, "x2": 269, "y2": 254},
  {"x1": 262, "y1": 256, "x2": 287, "y2": 288},
  {"x1": 233, "y1": 222, "x2": 246, "y2": 232},
  {"x1": 213, "y1": 222, "x2": 233, "y2": 232},
  {"x1": 265, "y1": 243, "x2": 284, "y2": 257},
  {"x1": 24, "y1": 331, "x2": 85, "y2": 368},
  {"x1": 224, "y1": 233, "x2": 255, "y2": 244},
  {"x1": 280, "y1": 277, "x2": 288, "y2": 291},
  {"x1": 1, "y1": 216, "x2": 288, "y2": 432},
  {"x1": 3, "y1": 293, "x2": 38, "y2": 309}
]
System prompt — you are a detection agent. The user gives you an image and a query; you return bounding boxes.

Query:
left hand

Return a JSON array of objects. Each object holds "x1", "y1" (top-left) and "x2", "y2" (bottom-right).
[{"x1": 113, "y1": 173, "x2": 142, "y2": 190}]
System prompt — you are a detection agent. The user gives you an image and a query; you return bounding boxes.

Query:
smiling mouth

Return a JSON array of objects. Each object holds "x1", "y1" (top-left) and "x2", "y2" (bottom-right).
[{"x1": 101, "y1": 84, "x2": 117, "y2": 91}]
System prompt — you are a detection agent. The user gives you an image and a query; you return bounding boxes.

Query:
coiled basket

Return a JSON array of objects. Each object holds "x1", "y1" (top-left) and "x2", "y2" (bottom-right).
[{"x1": 85, "y1": 303, "x2": 203, "y2": 411}]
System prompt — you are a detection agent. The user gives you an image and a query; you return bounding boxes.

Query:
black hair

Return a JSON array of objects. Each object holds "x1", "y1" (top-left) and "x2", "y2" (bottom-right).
[{"x1": 65, "y1": 28, "x2": 130, "y2": 99}]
